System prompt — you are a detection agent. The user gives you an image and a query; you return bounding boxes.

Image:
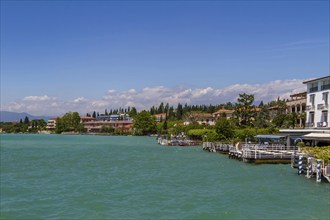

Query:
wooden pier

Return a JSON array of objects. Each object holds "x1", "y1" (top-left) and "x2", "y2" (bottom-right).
[{"x1": 203, "y1": 142, "x2": 297, "y2": 164}]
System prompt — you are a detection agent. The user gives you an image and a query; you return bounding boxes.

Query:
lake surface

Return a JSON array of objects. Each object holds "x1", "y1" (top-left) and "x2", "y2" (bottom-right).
[{"x1": 1, "y1": 134, "x2": 329, "y2": 219}]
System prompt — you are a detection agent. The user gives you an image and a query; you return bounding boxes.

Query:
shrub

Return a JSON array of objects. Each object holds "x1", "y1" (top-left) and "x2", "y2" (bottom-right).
[
  {"x1": 300, "y1": 146, "x2": 330, "y2": 165},
  {"x1": 187, "y1": 129, "x2": 218, "y2": 141}
]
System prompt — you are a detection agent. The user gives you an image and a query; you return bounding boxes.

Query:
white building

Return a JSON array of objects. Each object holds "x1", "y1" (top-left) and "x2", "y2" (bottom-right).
[
  {"x1": 280, "y1": 76, "x2": 329, "y2": 146},
  {"x1": 184, "y1": 113, "x2": 216, "y2": 126},
  {"x1": 286, "y1": 92, "x2": 307, "y2": 127},
  {"x1": 46, "y1": 118, "x2": 57, "y2": 130},
  {"x1": 303, "y1": 76, "x2": 329, "y2": 129}
]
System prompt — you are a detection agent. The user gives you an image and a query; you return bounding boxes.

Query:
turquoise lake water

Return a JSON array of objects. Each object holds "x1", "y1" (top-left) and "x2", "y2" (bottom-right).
[{"x1": 1, "y1": 134, "x2": 329, "y2": 219}]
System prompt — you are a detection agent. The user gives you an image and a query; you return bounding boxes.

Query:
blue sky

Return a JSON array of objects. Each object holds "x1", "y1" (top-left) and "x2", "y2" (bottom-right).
[{"x1": 1, "y1": 1, "x2": 329, "y2": 115}]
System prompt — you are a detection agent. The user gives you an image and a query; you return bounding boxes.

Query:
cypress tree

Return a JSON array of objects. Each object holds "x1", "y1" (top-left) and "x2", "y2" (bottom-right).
[{"x1": 24, "y1": 116, "x2": 29, "y2": 124}]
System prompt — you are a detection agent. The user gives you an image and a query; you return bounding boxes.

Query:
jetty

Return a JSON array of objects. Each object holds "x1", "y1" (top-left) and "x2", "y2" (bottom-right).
[
  {"x1": 239, "y1": 144, "x2": 296, "y2": 164},
  {"x1": 203, "y1": 142, "x2": 296, "y2": 164},
  {"x1": 157, "y1": 137, "x2": 200, "y2": 146},
  {"x1": 203, "y1": 135, "x2": 298, "y2": 163},
  {"x1": 291, "y1": 154, "x2": 330, "y2": 183},
  {"x1": 202, "y1": 141, "x2": 330, "y2": 183},
  {"x1": 202, "y1": 142, "x2": 232, "y2": 153}
]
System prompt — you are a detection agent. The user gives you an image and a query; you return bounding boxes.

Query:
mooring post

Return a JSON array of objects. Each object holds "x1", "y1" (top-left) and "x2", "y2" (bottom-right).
[
  {"x1": 306, "y1": 157, "x2": 312, "y2": 179},
  {"x1": 298, "y1": 155, "x2": 303, "y2": 175},
  {"x1": 316, "y1": 159, "x2": 322, "y2": 183}
]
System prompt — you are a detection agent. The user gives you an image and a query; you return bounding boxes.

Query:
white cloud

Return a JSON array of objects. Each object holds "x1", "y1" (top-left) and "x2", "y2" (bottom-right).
[
  {"x1": 1, "y1": 79, "x2": 307, "y2": 116},
  {"x1": 23, "y1": 95, "x2": 55, "y2": 101},
  {"x1": 73, "y1": 97, "x2": 87, "y2": 103}
]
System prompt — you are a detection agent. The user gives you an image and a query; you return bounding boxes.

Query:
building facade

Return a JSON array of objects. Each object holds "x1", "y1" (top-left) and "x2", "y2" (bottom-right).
[
  {"x1": 153, "y1": 113, "x2": 167, "y2": 123},
  {"x1": 212, "y1": 108, "x2": 234, "y2": 119},
  {"x1": 184, "y1": 113, "x2": 216, "y2": 126},
  {"x1": 82, "y1": 114, "x2": 133, "y2": 133},
  {"x1": 46, "y1": 118, "x2": 57, "y2": 130},
  {"x1": 286, "y1": 92, "x2": 307, "y2": 128},
  {"x1": 303, "y1": 76, "x2": 330, "y2": 129}
]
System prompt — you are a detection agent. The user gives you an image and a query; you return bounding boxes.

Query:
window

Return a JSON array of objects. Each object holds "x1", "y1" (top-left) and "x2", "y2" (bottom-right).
[
  {"x1": 309, "y1": 94, "x2": 315, "y2": 106},
  {"x1": 310, "y1": 82, "x2": 318, "y2": 92},
  {"x1": 322, "y1": 111, "x2": 328, "y2": 127},
  {"x1": 309, "y1": 112, "x2": 315, "y2": 127},
  {"x1": 322, "y1": 92, "x2": 329, "y2": 105},
  {"x1": 310, "y1": 112, "x2": 314, "y2": 122},
  {"x1": 321, "y1": 79, "x2": 330, "y2": 90},
  {"x1": 322, "y1": 111, "x2": 328, "y2": 122}
]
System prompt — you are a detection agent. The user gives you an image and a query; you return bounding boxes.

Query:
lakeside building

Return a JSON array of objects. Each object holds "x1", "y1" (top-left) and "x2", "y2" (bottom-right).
[
  {"x1": 83, "y1": 120, "x2": 134, "y2": 133},
  {"x1": 82, "y1": 113, "x2": 133, "y2": 133},
  {"x1": 280, "y1": 76, "x2": 330, "y2": 146},
  {"x1": 212, "y1": 108, "x2": 234, "y2": 119},
  {"x1": 268, "y1": 105, "x2": 282, "y2": 121},
  {"x1": 286, "y1": 92, "x2": 307, "y2": 128},
  {"x1": 96, "y1": 114, "x2": 132, "y2": 121},
  {"x1": 153, "y1": 113, "x2": 167, "y2": 123},
  {"x1": 46, "y1": 118, "x2": 57, "y2": 130},
  {"x1": 81, "y1": 116, "x2": 96, "y2": 123},
  {"x1": 304, "y1": 76, "x2": 329, "y2": 129},
  {"x1": 184, "y1": 113, "x2": 216, "y2": 126}
]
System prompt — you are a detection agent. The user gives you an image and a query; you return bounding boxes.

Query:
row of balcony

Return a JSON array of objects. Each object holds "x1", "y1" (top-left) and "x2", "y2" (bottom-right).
[
  {"x1": 306, "y1": 104, "x2": 329, "y2": 111},
  {"x1": 309, "y1": 84, "x2": 330, "y2": 93},
  {"x1": 305, "y1": 122, "x2": 328, "y2": 128}
]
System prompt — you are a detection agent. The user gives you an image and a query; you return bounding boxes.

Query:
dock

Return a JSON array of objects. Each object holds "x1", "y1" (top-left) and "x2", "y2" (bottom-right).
[
  {"x1": 203, "y1": 141, "x2": 330, "y2": 183},
  {"x1": 158, "y1": 137, "x2": 200, "y2": 146},
  {"x1": 203, "y1": 142, "x2": 296, "y2": 164},
  {"x1": 202, "y1": 142, "x2": 232, "y2": 153},
  {"x1": 291, "y1": 154, "x2": 330, "y2": 183}
]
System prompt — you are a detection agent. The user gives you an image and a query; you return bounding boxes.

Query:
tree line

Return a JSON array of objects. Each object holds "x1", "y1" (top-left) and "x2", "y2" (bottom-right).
[
  {"x1": 1, "y1": 93, "x2": 304, "y2": 140},
  {"x1": 0, "y1": 116, "x2": 47, "y2": 133}
]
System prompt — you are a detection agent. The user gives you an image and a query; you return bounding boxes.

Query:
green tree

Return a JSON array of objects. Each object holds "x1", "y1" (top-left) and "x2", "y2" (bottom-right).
[
  {"x1": 215, "y1": 117, "x2": 235, "y2": 141},
  {"x1": 284, "y1": 112, "x2": 298, "y2": 128},
  {"x1": 158, "y1": 103, "x2": 165, "y2": 114},
  {"x1": 188, "y1": 129, "x2": 218, "y2": 141},
  {"x1": 272, "y1": 114, "x2": 287, "y2": 128},
  {"x1": 101, "y1": 125, "x2": 115, "y2": 133},
  {"x1": 24, "y1": 116, "x2": 30, "y2": 124},
  {"x1": 254, "y1": 104, "x2": 270, "y2": 129},
  {"x1": 176, "y1": 103, "x2": 183, "y2": 120},
  {"x1": 299, "y1": 112, "x2": 306, "y2": 127},
  {"x1": 28, "y1": 119, "x2": 47, "y2": 132},
  {"x1": 56, "y1": 112, "x2": 84, "y2": 133},
  {"x1": 234, "y1": 93, "x2": 255, "y2": 127},
  {"x1": 133, "y1": 111, "x2": 157, "y2": 135},
  {"x1": 128, "y1": 107, "x2": 137, "y2": 117}
]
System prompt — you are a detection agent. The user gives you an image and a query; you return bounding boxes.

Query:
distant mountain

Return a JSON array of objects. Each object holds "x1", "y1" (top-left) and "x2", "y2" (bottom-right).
[{"x1": 0, "y1": 111, "x2": 53, "y2": 122}]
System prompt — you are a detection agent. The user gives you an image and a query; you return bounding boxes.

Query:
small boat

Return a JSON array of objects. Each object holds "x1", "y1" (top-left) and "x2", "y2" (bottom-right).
[{"x1": 157, "y1": 137, "x2": 200, "y2": 146}]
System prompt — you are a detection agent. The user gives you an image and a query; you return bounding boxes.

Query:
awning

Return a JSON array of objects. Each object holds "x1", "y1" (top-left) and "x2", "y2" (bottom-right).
[
  {"x1": 303, "y1": 133, "x2": 330, "y2": 141},
  {"x1": 254, "y1": 135, "x2": 285, "y2": 139}
]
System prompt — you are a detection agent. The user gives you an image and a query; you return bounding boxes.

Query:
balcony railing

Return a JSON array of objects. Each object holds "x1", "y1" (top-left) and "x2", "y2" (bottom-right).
[
  {"x1": 321, "y1": 84, "x2": 330, "y2": 90},
  {"x1": 317, "y1": 104, "x2": 329, "y2": 110},
  {"x1": 310, "y1": 87, "x2": 318, "y2": 93},
  {"x1": 317, "y1": 121, "x2": 328, "y2": 127},
  {"x1": 305, "y1": 122, "x2": 314, "y2": 128},
  {"x1": 306, "y1": 105, "x2": 315, "y2": 111}
]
